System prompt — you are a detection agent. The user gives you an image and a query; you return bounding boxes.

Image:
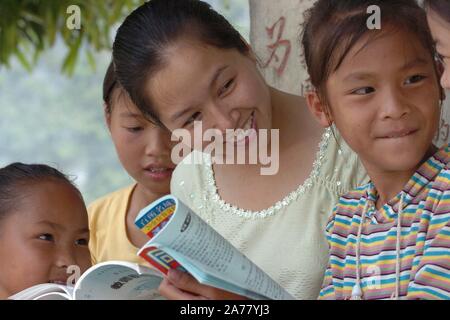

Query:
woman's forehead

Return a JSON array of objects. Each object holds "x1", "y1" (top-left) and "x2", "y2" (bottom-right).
[
  {"x1": 427, "y1": 10, "x2": 450, "y2": 53},
  {"x1": 161, "y1": 40, "x2": 236, "y2": 80},
  {"x1": 147, "y1": 42, "x2": 237, "y2": 107}
]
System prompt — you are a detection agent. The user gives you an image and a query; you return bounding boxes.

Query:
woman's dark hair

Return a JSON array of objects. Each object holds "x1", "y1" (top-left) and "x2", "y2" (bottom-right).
[
  {"x1": 0, "y1": 163, "x2": 82, "y2": 222},
  {"x1": 113, "y1": 0, "x2": 249, "y2": 126},
  {"x1": 301, "y1": 0, "x2": 443, "y2": 110},
  {"x1": 424, "y1": 0, "x2": 450, "y2": 23}
]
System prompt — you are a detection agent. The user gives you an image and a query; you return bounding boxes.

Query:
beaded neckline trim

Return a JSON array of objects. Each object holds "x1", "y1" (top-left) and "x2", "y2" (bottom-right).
[{"x1": 202, "y1": 127, "x2": 332, "y2": 219}]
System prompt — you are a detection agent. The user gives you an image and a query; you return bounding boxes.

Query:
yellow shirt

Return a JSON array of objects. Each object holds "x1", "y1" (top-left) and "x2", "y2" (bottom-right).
[{"x1": 88, "y1": 184, "x2": 148, "y2": 265}]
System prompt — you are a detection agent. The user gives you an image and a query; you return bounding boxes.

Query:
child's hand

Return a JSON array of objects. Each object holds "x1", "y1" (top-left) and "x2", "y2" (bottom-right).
[{"x1": 158, "y1": 269, "x2": 248, "y2": 300}]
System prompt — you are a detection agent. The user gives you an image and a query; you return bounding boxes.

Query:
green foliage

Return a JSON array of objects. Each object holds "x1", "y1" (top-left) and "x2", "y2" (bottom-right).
[
  {"x1": 0, "y1": 0, "x2": 248, "y2": 76},
  {"x1": 0, "y1": 0, "x2": 144, "y2": 75}
]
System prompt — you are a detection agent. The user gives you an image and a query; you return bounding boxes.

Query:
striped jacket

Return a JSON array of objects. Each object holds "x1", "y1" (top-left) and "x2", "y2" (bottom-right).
[{"x1": 320, "y1": 144, "x2": 450, "y2": 300}]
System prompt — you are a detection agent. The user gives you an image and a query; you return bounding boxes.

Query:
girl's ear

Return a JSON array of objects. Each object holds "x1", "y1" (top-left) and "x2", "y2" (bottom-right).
[
  {"x1": 104, "y1": 103, "x2": 112, "y2": 132},
  {"x1": 305, "y1": 90, "x2": 333, "y2": 128}
]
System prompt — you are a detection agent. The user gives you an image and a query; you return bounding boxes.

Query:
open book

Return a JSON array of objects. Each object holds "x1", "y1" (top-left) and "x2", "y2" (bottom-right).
[
  {"x1": 9, "y1": 261, "x2": 164, "y2": 300},
  {"x1": 134, "y1": 195, "x2": 294, "y2": 300},
  {"x1": 10, "y1": 195, "x2": 293, "y2": 300}
]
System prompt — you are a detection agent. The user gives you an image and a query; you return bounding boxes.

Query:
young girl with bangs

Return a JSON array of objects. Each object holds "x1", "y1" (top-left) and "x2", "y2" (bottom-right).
[{"x1": 301, "y1": 0, "x2": 449, "y2": 300}]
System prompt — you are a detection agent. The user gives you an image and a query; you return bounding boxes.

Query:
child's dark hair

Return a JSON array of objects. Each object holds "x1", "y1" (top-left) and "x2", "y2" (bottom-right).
[
  {"x1": 301, "y1": 0, "x2": 443, "y2": 111},
  {"x1": 112, "y1": 0, "x2": 249, "y2": 126},
  {"x1": 103, "y1": 62, "x2": 119, "y2": 114},
  {"x1": 424, "y1": 0, "x2": 450, "y2": 23},
  {"x1": 103, "y1": 61, "x2": 138, "y2": 115},
  {"x1": 0, "y1": 163, "x2": 82, "y2": 221}
]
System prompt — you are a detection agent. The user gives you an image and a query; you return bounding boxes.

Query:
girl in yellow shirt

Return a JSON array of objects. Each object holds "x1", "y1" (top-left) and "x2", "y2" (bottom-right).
[{"x1": 88, "y1": 63, "x2": 176, "y2": 264}]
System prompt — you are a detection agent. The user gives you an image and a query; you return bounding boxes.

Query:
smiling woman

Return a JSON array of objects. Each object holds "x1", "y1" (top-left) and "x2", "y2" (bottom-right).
[{"x1": 112, "y1": 0, "x2": 368, "y2": 299}]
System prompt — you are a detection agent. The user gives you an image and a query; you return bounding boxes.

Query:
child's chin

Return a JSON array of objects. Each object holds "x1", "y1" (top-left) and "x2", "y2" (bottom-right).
[
  {"x1": 379, "y1": 154, "x2": 426, "y2": 172},
  {"x1": 142, "y1": 169, "x2": 173, "y2": 182},
  {"x1": 140, "y1": 175, "x2": 172, "y2": 191}
]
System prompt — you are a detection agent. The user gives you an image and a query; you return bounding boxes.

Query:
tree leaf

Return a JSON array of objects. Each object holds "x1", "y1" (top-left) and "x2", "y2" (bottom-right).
[
  {"x1": 61, "y1": 31, "x2": 83, "y2": 75},
  {"x1": 14, "y1": 45, "x2": 32, "y2": 71},
  {"x1": 86, "y1": 49, "x2": 96, "y2": 71}
]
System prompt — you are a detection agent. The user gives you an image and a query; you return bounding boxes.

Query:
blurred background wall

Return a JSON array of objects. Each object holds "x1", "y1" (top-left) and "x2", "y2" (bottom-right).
[{"x1": 1, "y1": 0, "x2": 449, "y2": 204}]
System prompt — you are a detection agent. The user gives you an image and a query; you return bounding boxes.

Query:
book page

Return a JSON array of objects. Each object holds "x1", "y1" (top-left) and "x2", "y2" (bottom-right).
[
  {"x1": 74, "y1": 262, "x2": 164, "y2": 300},
  {"x1": 137, "y1": 196, "x2": 294, "y2": 300},
  {"x1": 34, "y1": 292, "x2": 71, "y2": 300},
  {"x1": 8, "y1": 283, "x2": 72, "y2": 300}
]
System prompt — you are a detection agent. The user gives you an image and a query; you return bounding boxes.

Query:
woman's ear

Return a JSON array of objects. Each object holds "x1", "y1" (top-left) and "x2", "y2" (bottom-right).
[
  {"x1": 436, "y1": 60, "x2": 447, "y2": 101},
  {"x1": 240, "y1": 37, "x2": 259, "y2": 64},
  {"x1": 104, "y1": 103, "x2": 112, "y2": 132},
  {"x1": 305, "y1": 90, "x2": 333, "y2": 128}
]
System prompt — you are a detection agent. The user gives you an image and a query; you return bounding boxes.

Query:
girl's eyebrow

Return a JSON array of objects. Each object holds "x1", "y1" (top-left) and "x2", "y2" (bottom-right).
[
  {"x1": 36, "y1": 221, "x2": 89, "y2": 234},
  {"x1": 343, "y1": 58, "x2": 430, "y2": 83},
  {"x1": 36, "y1": 221, "x2": 63, "y2": 231},
  {"x1": 119, "y1": 112, "x2": 143, "y2": 118},
  {"x1": 399, "y1": 57, "x2": 429, "y2": 71},
  {"x1": 343, "y1": 72, "x2": 377, "y2": 82}
]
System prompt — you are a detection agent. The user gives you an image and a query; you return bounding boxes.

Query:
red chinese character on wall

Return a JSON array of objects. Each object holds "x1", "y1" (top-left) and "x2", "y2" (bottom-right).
[{"x1": 262, "y1": 17, "x2": 291, "y2": 77}]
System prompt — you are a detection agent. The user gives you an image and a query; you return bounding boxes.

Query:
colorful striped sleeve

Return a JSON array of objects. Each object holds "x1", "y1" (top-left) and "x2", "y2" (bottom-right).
[
  {"x1": 408, "y1": 170, "x2": 450, "y2": 299},
  {"x1": 318, "y1": 206, "x2": 338, "y2": 300}
]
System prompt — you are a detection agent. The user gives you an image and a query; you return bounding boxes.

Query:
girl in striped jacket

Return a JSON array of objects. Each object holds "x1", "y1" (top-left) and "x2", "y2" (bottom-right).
[{"x1": 302, "y1": 0, "x2": 449, "y2": 299}]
